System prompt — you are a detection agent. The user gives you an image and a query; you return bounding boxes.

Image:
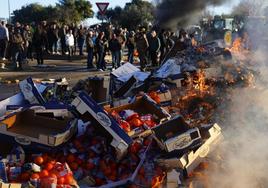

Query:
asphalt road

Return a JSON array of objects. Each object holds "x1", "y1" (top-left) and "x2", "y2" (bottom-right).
[{"x1": 0, "y1": 56, "x2": 116, "y2": 100}]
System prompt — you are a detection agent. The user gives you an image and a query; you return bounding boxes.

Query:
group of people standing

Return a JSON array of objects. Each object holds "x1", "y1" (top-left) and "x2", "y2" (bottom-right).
[{"x1": 0, "y1": 20, "x2": 186, "y2": 71}]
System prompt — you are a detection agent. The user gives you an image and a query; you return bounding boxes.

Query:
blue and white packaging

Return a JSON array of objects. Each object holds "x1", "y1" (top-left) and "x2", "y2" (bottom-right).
[
  {"x1": 19, "y1": 77, "x2": 46, "y2": 105},
  {"x1": 71, "y1": 92, "x2": 133, "y2": 157},
  {"x1": 0, "y1": 80, "x2": 47, "y2": 118}
]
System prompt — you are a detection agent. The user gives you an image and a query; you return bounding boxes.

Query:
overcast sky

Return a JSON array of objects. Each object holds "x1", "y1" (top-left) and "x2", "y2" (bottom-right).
[{"x1": 0, "y1": 0, "x2": 241, "y2": 24}]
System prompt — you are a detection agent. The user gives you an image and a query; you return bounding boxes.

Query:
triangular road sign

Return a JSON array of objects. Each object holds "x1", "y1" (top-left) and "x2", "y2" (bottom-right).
[{"x1": 96, "y1": 2, "x2": 109, "y2": 15}]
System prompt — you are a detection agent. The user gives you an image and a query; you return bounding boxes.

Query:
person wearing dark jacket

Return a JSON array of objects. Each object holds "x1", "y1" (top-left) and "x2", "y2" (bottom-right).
[
  {"x1": 135, "y1": 29, "x2": 149, "y2": 71},
  {"x1": 33, "y1": 25, "x2": 46, "y2": 65},
  {"x1": 10, "y1": 27, "x2": 24, "y2": 70},
  {"x1": 86, "y1": 30, "x2": 94, "y2": 69},
  {"x1": 50, "y1": 23, "x2": 59, "y2": 54},
  {"x1": 95, "y1": 32, "x2": 106, "y2": 71},
  {"x1": 109, "y1": 34, "x2": 121, "y2": 69},
  {"x1": 126, "y1": 31, "x2": 135, "y2": 64},
  {"x1": 59, "y1": 25, "x2": 67, "y2": 55},
  {"x1": 77, "y1": 25, "x2": 86, "y2": 56},
  {"x1": 148, "y1": 30, "x2": 161, "y2": 67},
  {"x1": 22, "y1": 24, "x2": 33, "y2": 60}
]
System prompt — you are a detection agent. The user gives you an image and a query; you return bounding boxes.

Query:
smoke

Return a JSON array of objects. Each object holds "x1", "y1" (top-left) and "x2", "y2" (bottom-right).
[
  {"x1": 205, "y1": 18, "x2": 268, "y2": 188},
  {"x1": 156, "y1": 0, "x2": 229, "y2": 29}
]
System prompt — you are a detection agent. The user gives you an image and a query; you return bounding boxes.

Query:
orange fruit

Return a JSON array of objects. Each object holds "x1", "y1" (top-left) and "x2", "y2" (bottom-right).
[
  {"x1": 41, "y1": 154, "x2": 49, "y2": 163},
  {"x1": 39, "y1": 169, "x2": 49, "y2": 178},
  {"x1": 45, "y1": 162, "x2": 54, "y2": 171},
  {"x1": 64, "y1": 174, "x2": 74, "y2": 185},
  {"x1": 50, "y1": 170, "x2": 60, "y2": 178},
  {"x1": 31, "y1": 173, "x2": 40, "y2": 180},
  {"x1": 34, "y1": 156, "x2": 44, "y2": 165}
]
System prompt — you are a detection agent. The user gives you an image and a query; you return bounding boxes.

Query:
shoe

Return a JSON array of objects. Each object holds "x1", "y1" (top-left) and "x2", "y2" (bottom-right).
[
  {"x1": 2, "y1": 58, "x2": 6, "y2": 61},
  {"x1": 98, "y1": 69, "x2": 104, "y2": 72}
]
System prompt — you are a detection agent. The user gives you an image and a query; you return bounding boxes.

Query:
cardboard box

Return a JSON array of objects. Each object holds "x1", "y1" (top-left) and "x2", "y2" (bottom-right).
[
  {"x1": 19, "y1": 77, "x2": 46, "y2": 105},
  {"x1": 106, "y1": 95, "x2": 171, "y2": 125},
  {"x1": 0, "y1": 109, "x2": 77, "y2": 152},
  {"x1": 158, "y1": 90, "x2": 172, "y2": 107},
  {"x1": 71, "y1": 92, "x2": 133, "y2": 157},
  {"x1": 85, "y1": 142, "x2": 151, "y2": 188},
  {"x1": 113, "y1": 76, "x2": 138, "y2": 98},
  {"x1": 180, "y1": 123, "x2": 223, "y2": 176},
  {"x1": 0, "y1": 82, "x2": 47, "y2": 118},
  {"x1": 155, "y1": 123, "x2": 223, "y2": 173},
  {"x1": 152, "y1": 116, "x2": 202, "y2": 152},
  {"x1": 0, "y1": 182, "x2": 21, "y2": 188},
  {"x1": 6, "y1": 104, "x2": 70, "y2": 118}
]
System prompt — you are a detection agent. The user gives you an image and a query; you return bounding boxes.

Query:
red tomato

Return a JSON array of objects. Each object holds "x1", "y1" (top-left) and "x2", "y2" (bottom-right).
[
  {"x1": 126, "y1": 113, "x2": 140, "y2": 121},
  {"x1": 130, "y1": 118, "x2": 143, "y2": 127},
  {"x1": 120, "y1": 120, "x2": 131, "y2": 132}
]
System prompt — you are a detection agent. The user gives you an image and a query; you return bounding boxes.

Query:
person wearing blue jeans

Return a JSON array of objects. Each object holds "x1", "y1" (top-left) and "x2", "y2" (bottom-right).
[{"x1": 86, "y1": 31, "x2": 94, "y2": 69}]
